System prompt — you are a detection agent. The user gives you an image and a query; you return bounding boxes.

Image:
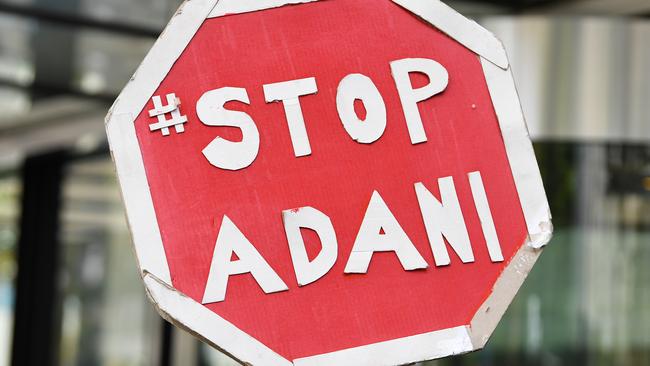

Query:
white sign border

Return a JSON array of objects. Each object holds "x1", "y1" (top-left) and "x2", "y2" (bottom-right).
[{"x1": 105, "y1": 0, "x2": 553, "y2": 365}]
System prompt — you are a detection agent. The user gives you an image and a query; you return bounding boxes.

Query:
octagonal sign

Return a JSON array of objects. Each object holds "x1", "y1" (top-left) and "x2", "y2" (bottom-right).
[{"x1": 106, "y1": 0, "x2": 553, "y2": 365}]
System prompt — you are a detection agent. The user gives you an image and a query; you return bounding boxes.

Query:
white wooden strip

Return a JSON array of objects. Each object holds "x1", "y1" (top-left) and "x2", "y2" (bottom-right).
[
  {"x1": 144, "y1": 273, "x2": 293, "y2": 366},
  {"x1": 105, "y1": 0, "x2": 220, "y2": 284},
  {"x1": 107, "y1": 114, "x2": 171, "y2": 284},
  {"x1": 391, "y1": 0, "x2": 509, "y2": 69},
  {"x1": 293, "y1": 326, "x2": 473, "y2": 366},
  {"x1": 480, "y1": 58, "x2": 552, "y2": 248},
  {"x1": 469, "y1": 243, "x2": 541, "y2": 348}
]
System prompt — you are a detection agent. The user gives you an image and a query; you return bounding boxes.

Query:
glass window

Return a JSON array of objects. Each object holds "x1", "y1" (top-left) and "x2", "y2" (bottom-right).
[
  {"x1": 0, "y1": 14, "x2": 33, "y2": 123},
  {"x1": 198, "y1": 344, "x2": 239, "y2": 366},
  {"x1": 1, "y1": 0, "x2": 178, "y2": 30},
  {"x1": 423, "y1": 142, "x2": 650, "y2": 366},
  {"x1": 58, "y1": 156, "x2": 162, "y2": 366},
  {"x1": 73, "y1": 31, "x2": 154, "y2": 95},
  {"x1": 0, "y1": 171, "x2": 21, "y2": 366},
  {"x1": 0, "y1": 14, "x2": 34, "y2": 87},
  {"x1": 79, "y1": 0, "x2": 178, "y2": 30}
]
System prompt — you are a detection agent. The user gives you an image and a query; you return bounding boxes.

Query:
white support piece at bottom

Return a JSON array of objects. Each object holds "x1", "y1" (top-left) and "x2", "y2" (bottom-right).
[{"x1": 144, "y1": 273, "x2": 293, "y2": 366}]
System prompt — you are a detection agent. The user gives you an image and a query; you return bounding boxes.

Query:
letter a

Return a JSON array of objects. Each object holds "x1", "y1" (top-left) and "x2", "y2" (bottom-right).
[
  {"x1": 345, "y1": 191, "x2": 428, "y2": 273},
  {"x1": 202, "y1": 216, "x2": 288, "y2": 304}
]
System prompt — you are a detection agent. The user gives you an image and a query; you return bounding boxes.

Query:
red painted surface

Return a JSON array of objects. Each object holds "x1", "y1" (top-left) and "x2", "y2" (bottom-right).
[{"x1": 134, "y1": 0, "x2": 528, "y2": 360}]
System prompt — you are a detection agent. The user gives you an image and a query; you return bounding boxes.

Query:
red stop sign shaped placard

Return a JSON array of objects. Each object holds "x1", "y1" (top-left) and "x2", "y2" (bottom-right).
[{"x1": 106, "y1": 1, "x2": 553, "y2": 365}]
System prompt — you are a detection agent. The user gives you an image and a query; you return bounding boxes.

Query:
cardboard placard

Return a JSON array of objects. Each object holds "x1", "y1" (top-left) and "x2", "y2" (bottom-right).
[{"x1": 106, "y1": 1, "x2": 552, "y2": 365}]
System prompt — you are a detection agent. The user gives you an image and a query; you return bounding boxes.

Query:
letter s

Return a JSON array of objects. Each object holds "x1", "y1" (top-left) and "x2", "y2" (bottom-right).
[{"x1": 197, "y1": 87, "x2": 260, "y2": 171}]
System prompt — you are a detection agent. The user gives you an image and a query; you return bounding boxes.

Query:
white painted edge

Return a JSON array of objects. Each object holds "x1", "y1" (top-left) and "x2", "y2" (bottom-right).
[
  {"x1": 107, "y1": 113, "x2": 171, "y2": 284},
  {"x1": 294, "y1": 326, "x2": 473, "y2": 366},
  {"x1": 469, "y1": 242, "x2": 542, "y2": 349},
  {"x1": 143, "y1": 272, "x2": 293, "y2": 366},
  {"x1": 105, "y1": 0, "x2": 551, "y2": 364},
  {"x1": 480, "y1": 57, "x2": 553, "y2": 249},
  {"x1": 208, "y1": 0, "x2": 509, "y2": 69},
  {"x1": 105, "y1": 0, "x2": 221, "y2": 285}
]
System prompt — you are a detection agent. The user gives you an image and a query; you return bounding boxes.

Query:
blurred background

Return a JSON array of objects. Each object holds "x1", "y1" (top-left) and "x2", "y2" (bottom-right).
[{"x1": 0, "y1": 0, "x2": 648, "y2": 365}]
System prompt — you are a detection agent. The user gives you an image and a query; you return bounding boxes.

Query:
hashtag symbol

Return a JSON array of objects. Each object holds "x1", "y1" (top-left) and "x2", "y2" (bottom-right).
[{"x1": 148, "y1": 93, "x2": 188, "y2": 136}]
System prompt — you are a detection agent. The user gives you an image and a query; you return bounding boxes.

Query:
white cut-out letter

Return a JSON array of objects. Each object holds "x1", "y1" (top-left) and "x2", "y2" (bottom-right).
[
  {"x1": 202, "y1": 216, "x2": 288, "y2": 304},
  {"x1": 336, "y1": 73, "x2": 387, "y2": 144},
  {"x1": 345, "y1": 191, "x2": 428, "y2": 274},
  {"x1": 468, "y1": 171, "x2": 504, "y2": 262},
  {"x1": 263, "y1": 77, "x2": 318, "y2": 157},
  {"x1": 282, "y1": 207, "x2": 338, "y2": 286},
  {"x1": 415, "y1": 177, "x2": 474, "y2": 266},
  {"x1": 197, "y1": 87, "x2": 260, "y2": 171},
  {"x1": 390, "y1": 58, "x2": 449, "y2": 144}
]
